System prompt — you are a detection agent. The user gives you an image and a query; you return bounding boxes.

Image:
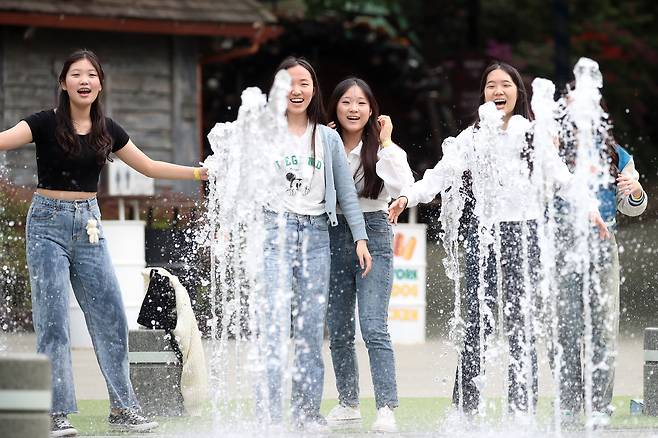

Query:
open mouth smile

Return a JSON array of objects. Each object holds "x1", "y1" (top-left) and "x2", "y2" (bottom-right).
[{"x1": 493, "y1": 98, "x2": 506, "y2": 109}]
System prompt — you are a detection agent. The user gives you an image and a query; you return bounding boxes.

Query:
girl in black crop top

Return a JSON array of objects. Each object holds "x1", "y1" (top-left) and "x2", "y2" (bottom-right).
[
  {"x1": 2, "y1": 55, "x2": 207, "y2": 194},
  {"x1": 0, "y1": 49, "x2": 207, "y2": 435}
]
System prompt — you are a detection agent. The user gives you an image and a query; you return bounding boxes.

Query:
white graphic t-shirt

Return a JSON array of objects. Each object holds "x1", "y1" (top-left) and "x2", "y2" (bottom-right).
[{"x1": 274, "y1": 123, "x2": 326, "y2": 215}]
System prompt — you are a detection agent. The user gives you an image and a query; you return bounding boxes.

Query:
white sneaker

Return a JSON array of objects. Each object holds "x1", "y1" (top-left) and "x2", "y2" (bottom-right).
[
  {"x1": 372, "y1": 406, "x2": 397, "y2": 433},
  {"x1": 326, "y1": 404, "x2": 362, "y2": 426},
  {"x1": 588, "y1": 411, "x2": 610, "y2": 428}
]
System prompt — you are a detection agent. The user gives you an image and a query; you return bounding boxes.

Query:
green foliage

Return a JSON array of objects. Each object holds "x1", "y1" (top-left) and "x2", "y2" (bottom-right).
[
  {"x1": 299, "y1": 0, "x2": 658, "y2": 175},
  {"x1": 0, "y1": 184, "x2": 31, "y2": 331},
  {"x1": 479, "y1": 0, "x2": 658, "y2": 165}
]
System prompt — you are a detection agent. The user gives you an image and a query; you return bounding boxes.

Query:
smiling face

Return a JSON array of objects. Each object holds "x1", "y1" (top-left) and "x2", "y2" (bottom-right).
[
  {"x1": 483, "y1": 68, "x2": 518, "y2": 120},
  {"x1": 61, "y1": 58, "x2": 102, "y2": 107},
  {"x1": 336, "y1": 85, "x2": 372, "y2": 135},
  {"x1": 286, "y1": 64, "x2": 314, "y2": 117}
]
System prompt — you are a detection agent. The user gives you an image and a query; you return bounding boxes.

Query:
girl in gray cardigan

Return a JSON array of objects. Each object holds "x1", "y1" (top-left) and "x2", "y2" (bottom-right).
[{"x1": 262, "y1": 56, "x2": 371, "y2": 431}]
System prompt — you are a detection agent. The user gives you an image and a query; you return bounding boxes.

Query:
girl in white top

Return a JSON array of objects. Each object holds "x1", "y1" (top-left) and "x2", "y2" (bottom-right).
[
  {"x1": 324, "y1": 77, "x2": 414, "y2": 432},
  {"x1": 389, "y1": 62, "x2": 606, "y2": 414}
]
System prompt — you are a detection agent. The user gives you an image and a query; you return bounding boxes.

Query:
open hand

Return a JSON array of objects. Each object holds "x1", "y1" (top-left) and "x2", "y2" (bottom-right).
[
  {"x1": 617, "y1": 173, "x2": 643, "y2": 198},
  {"x1": 378, "y1": 115, "x2": 393, "y2": 144},
  {"x1": 589, "y1": 211, "x2": 610, "y2": 240},
  {"x1": 388, "y1": 196, "x2": 408, "y2": 224}
]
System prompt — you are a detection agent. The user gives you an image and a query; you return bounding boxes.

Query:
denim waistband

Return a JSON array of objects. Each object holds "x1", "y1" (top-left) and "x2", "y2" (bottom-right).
[
  {"x1": 32, "y1": 192, "x2": 98, "y2": 211},
  {"x1": 264, "y1": 209, "x2": 328, "y2": 221}
]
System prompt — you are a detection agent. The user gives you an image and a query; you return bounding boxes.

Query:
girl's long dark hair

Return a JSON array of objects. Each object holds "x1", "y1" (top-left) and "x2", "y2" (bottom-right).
[
  {"x1": 275, "y1": 56, "x2": 326, "y2": 159},
  {"x1": 327, "y1": 77, "x2": 384, "y2": 199},
  {"x1": 56, "y1": 49, "x2": 112, "y2": 165}
]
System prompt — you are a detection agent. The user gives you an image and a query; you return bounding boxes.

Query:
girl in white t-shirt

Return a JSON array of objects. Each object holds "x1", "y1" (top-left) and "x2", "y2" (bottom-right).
[{"x1": 262, "y1": 57, "x2": 372, "y2": 430}]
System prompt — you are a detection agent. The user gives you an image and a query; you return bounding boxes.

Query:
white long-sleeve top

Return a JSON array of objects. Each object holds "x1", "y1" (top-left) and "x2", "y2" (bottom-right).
[
  {"x1": 337, "y1": 140, "x2": 415, "y2": 213},
  {"x1": 402, "y1": 117, "x2": 579, "y2": 223}
]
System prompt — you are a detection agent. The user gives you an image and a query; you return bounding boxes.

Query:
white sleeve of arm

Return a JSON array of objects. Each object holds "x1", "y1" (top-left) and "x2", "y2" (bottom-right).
[
  {"x1": 617, "y1": 158, "x2": 647, "y2": 216},
  {"x1": 400, "y1": 161, "x2": 447, "y2": 208},
  {"x1": 376, "y1": 143, "x2": 415, "y2": 199},
  {"x1": 545, "y1": 149, "x2": 599, "y2": 211}
]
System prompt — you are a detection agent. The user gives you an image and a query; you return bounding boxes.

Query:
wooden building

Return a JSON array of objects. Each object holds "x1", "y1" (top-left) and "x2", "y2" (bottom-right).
[{"x1": 0, "y1": 0, "x2": 280, "y2": 197}]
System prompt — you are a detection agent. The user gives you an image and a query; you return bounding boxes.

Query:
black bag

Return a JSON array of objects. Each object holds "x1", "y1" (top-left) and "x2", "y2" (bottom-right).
[
  {"x1": 137, "y1": 269, "x2": 183, "y2": 362},
  {"x1": 138, "y1": 270, "x2": 178, "y2": 331}
]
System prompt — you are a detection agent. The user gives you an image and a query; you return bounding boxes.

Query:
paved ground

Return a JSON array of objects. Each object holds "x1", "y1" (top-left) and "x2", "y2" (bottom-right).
[
  {"x1": 1, "y1": 332, "x2": 653, "y2": 437},
  {"x1": 0, "y1": 331, "x2": 646, "y2": 400}
]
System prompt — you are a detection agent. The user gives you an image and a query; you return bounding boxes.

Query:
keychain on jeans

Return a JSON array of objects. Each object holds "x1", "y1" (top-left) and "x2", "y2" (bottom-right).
[{"x1": 86, "y1": 219, "x2": 100, "y2": 244}]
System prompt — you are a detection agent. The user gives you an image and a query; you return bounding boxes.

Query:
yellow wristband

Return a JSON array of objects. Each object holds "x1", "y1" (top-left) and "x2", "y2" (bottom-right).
[
  {"x1": 381, "y1": 139, "x2": 393, "y2": 148},
  {"x1": 193, "y1": 168, "x2": 201, "y2": 181}
]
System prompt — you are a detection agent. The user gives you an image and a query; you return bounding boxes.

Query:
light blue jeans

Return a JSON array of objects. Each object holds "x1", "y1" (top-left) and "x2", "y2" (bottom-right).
[
  {"x1": 26, "y1": 193, "x2": 137, "y2": 414},
  {"x1": 327, "y1": 211, "x2": 399, "y2": 409},
  {"x1": 262, "y1": 210, "x2": 331, "y2": 423}
]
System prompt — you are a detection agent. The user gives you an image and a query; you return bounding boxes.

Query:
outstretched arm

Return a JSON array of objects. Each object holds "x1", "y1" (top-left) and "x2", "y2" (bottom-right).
[
  {"x1": 0, "y1": 121, "x2": 32, "y2": 151},
  {"x1": 115, "y1": 140, "x2": 208, "y2": 181}
]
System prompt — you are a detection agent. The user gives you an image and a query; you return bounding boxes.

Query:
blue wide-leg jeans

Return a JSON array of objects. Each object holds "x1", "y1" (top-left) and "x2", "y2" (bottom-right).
[
  {"x1": 26, "y1": 193, "x2": 137, "y2": 414},
  {"x1": 262, "y1": 210, "x2": 331, "y2": 423}
]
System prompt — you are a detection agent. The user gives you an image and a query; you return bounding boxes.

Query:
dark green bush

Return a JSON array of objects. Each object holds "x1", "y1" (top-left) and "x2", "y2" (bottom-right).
[{"x1": 0, "y1": 182, "x2": 32, "y2": 332}]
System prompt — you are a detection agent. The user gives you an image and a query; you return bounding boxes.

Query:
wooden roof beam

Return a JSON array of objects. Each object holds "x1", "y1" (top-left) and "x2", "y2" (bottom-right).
[{"x1": 0, "y1": 11, "x2": 282, "y2": 38}]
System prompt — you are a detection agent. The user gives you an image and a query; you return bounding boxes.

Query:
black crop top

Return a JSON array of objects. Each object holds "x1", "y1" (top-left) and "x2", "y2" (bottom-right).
[{"x1": 23, "y1": 109, "x2": 129, "y2": 192}]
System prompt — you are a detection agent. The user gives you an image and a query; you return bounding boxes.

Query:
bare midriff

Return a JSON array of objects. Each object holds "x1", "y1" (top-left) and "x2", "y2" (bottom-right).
[{"x1": 36, "y1": 188, "x2": 96, "y2": 201}]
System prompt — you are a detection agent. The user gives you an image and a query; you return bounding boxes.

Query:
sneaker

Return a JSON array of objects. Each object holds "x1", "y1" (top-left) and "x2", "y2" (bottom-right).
[
  {"x1": 372, "y1": 406, "x2": 397, "y2": 433},
  {"x1": 108, "y1": 408, "x2": 159, "y2": 432},
  {"x1": 588, "y1": 411, "x2": 610, "y2": 428},
  {"x1": 293, "y1": 412, "x2": 329, "y2": 432},
  {"x1": 51, "y1": 414, "x2": 78, "y2": 437},
  {"x1": 326, "y1": 404, "x2": 362, "y2": 426}
]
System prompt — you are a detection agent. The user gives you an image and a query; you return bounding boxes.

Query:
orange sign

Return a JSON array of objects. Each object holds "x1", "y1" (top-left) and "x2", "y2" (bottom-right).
[
  {"x1": 388, "y1": 307, "x2": 419, "y2": 321},
  {"x1": 391, "y1": 284, "x2": 419, "y2": 298},
  {"x1": 393, "y1": 233, "x2": 416, "y2": 260}
]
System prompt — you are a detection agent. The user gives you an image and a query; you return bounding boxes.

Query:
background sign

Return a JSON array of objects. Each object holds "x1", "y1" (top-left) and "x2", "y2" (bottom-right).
[{"x1": 389, "y1": 223, "x2": 427, "y2": 344}]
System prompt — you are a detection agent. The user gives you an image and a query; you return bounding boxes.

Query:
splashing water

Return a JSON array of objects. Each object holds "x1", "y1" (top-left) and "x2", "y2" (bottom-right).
[
  {"x1": 186, "y1": 57, "x2": 617, "y2": 437},
  {"x1": 200, "y1": 70, "x2": 291, "y2": 433},
  {"x1": 434, "y1": 58, "x2": 617, "y2": 435},
  {"x1": 553, "y1": 57, "x2": 614, "y2": 432}
]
